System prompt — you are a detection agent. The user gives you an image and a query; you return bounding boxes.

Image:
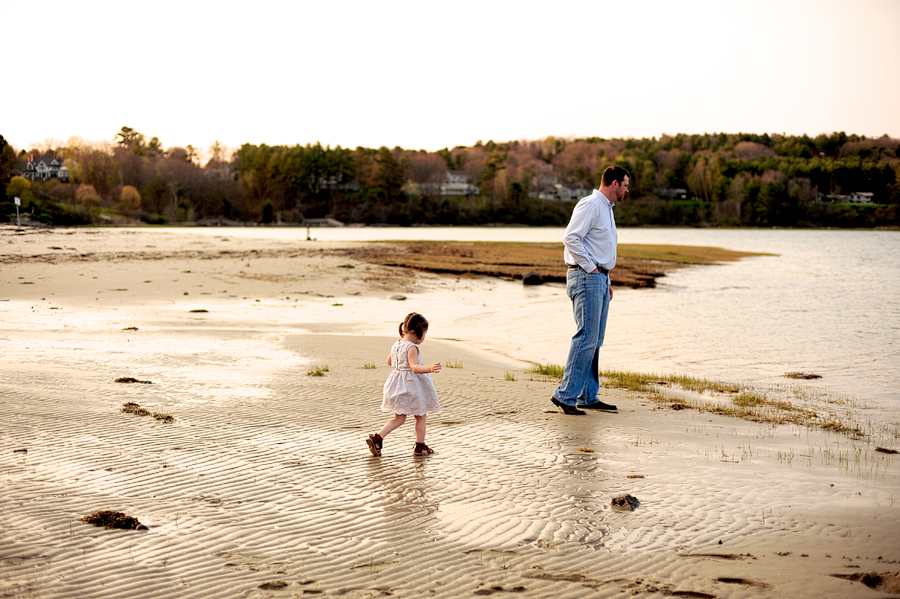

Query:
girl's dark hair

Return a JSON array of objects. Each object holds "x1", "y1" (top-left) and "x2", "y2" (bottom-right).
[{"x1": 399, "y1": 312, "x2": 429, "y2": 339}]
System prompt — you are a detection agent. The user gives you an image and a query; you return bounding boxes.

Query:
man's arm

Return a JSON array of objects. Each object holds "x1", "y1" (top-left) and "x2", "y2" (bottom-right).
[{"x1": 563, "y1": 201, "x2": 598, "y2": 272}]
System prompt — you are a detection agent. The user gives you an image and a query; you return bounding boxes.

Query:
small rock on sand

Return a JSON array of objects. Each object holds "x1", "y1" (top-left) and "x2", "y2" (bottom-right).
[
  {"x1": 523, "y1": 271, "x2": 544, "y2": 285},
  {"x1": 612, "y1": 494, "x2": 640, "y2": 511}
]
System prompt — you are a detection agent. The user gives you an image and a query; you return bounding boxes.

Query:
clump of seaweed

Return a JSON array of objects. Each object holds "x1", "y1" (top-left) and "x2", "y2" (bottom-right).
[
  {"x1": 121, "y1": 402, "x2": 175, "y2": 423},
  {"x1": 82, "y1": 510, "x2": 148, "y2": 530},
  {"x1": 115, "y1": 377, "x2": 152, "y2": 384},
  {"x1": 784, "y1": 372, "x2": 822, "y2": 379},
  {"x1": 121, "y1": 402, "x2": 150, "y2": 416},
  {"x1": 152, "y1": 411, "x2": 175, "y2": 423}
]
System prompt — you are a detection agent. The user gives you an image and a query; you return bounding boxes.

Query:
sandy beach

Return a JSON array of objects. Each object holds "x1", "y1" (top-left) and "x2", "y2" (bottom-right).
[{"x1": 2, "y1": 225, "x2": 899, "y2": 599}]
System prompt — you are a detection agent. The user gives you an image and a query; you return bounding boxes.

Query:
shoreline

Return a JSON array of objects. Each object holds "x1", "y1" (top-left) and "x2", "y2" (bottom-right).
[{"x1": 2, "y1": 226, "x2": 899, "y2": 598}]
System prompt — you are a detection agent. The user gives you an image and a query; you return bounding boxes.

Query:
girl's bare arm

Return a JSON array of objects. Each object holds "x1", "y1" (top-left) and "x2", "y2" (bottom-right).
[{"x1": 407, "y1": 346, "x2": 441, "y2": 374}]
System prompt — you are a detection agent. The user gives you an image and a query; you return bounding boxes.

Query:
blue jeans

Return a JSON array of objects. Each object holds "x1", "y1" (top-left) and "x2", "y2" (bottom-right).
[{"x1": 553, "y1": 268, "x2": 610, "y2": 406}]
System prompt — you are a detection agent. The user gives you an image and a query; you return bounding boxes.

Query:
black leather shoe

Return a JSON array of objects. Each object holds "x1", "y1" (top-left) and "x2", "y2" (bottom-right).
[
  {"x1": 575, "y1": 400, "x2": 617, "y2": 412},
  {"x1": 551, "y1": 396, "x2": 586, "y2": 415}
]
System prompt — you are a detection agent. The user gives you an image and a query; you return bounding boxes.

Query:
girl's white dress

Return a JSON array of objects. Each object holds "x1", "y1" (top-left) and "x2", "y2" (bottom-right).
[{"x1": 381, "y1": 340, "x2": 441, "y2": 415}]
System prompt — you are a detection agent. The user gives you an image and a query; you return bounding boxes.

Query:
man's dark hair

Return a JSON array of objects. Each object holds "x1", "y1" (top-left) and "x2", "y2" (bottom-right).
[{"x1": 601, "y1": 165, "x2": 630, "y2": 186}]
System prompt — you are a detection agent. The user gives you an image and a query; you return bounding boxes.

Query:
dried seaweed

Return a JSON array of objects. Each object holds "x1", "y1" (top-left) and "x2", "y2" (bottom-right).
[{"x1": 82, "y1": 510, "x2": 148, "y2": 530}]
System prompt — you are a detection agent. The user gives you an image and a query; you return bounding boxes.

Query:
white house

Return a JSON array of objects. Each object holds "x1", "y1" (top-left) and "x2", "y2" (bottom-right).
[
  {"x1": 22, "y1": 156, "x2": 69, "y2": 182},
  {"x1": 847, "y1": 192, "x2": 874, "y2": 203},
  {"x1": 442, "y1": 171, "x2": 479, "y2": 196},
  {"x1": 419, "y1": 171, "x2": 479, "y2": 196},
  {"x1": 539, "y1": 183, "x2": 593, "y2": 202}
]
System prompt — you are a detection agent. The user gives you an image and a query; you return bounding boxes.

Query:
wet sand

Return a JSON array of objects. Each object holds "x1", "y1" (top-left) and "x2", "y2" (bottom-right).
[{"x1": 2, "y1": 226, "x2": 899, "y2": 598}]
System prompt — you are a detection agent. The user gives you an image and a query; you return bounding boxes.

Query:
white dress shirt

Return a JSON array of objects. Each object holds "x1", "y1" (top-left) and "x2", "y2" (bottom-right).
[{"x1": 562, "y1": 189, "x2": 617, "y2": 272}]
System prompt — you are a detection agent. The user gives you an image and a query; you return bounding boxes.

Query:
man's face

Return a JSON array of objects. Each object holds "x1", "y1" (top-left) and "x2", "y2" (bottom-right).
[{"x1": 614, "y1": 176, "x2": 629, "y2": 201}]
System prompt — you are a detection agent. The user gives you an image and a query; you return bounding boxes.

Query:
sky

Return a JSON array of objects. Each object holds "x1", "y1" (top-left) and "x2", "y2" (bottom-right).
[{"x1": 2, "y1": 0, "x2": 899, "y2": 160}]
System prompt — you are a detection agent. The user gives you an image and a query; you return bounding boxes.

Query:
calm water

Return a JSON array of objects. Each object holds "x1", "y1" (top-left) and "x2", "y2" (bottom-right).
[{"x1": 157, "y1": 226, "x2": 900, "y2": 408}]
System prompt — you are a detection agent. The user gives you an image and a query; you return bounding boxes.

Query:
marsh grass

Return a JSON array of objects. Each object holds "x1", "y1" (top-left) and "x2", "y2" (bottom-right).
[
  {"x1": 653, "y1": 387, "x2": 870, "y2": 440},
  {"x1": 599, "y1": 369, "x2": 741, "y2": 394},
  {"x1": 526, "y1": 363, "x2": 565, "y2": 379},
  {"x1": 363, "y1": 362, "x2": 377, "y2": 369},
  {"x1": 618, "y1": 244, "x2": 772, "y2": 265},
  {"x1": 306, "y1": 365, "x2": 330, "y2": 376},
  {"x1": 505, "y1": 371, "x2": 517, "y2": 381},
  {"x1": 530, "y1": 364, "x2": 882, "y2": 442},
  {"x1": 444, "y1": 360, "x2": 463, "y2": 369}
]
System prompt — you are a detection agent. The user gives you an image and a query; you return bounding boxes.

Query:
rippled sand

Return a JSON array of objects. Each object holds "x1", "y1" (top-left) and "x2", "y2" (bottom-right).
[{"x1": 2, "y1": 226, "x2": 899, "y2": 598}]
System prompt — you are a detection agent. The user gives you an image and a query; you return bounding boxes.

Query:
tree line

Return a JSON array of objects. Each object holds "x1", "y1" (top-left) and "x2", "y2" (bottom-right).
[{"x1": 2, "y1": 128, "x2": 898, "y2": 228}]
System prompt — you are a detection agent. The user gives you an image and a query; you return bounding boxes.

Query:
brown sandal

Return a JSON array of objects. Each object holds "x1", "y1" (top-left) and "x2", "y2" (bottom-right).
[
  {"x1": 413, "y1": 442, "x2": 434, "y2": 456},
  {"x1": 367, "y1": 434, "x2": 383, "y2": 457}
]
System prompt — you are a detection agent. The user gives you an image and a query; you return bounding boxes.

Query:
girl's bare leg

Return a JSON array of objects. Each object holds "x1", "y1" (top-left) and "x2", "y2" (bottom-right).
[
  {"x1": 379, "y1": 414, "x2": 406, "y2": 438},
  {"x1": 414, "y1": 414, "x2": 426, "y2": 443}
]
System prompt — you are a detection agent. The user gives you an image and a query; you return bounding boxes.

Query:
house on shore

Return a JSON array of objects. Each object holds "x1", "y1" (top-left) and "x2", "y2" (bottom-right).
[
  {"x1": 818, "y1": 192, "x2": 875, "y2": 204},
  {"x1": 654, "y1": 187, "x2": 689, "y2": 200},
  {"x1": 419, "y1": 171, "x2": 479, "y2": 196},
  {"x1": 847, "y1": 192, "x2": 874, "y2": 203},
  {"x1": 535, "y1": 178, "x2": 593, "y2": 202},
  {"x1": 19, "y1": 156, "x2": 69, "y2": 182}
]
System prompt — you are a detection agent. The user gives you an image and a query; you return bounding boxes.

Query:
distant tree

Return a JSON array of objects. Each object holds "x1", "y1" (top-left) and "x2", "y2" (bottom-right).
[
  {"x1": 115, "y1": 126, "x2": 145, "y2": 155},
  {"x1": 406, "y1": 152, "x2": 448, "y2": 198},
  {"x1": 353, "y1": 147, "x2": 378, "y2": 189},
  {"x1": 374, "y1": 146, "x2": 404, "y2": 202},
  {"x1": 206, "y1": 140, "x2": 228, "y2": 168},
  {"x1": 1, "y1": 134, "x2": 18, "y2": 199},
  {"x1": 28, "y1": 139, "x2": 64, "y2": 157},
  {"x1": 76, "y1": 184, "x2": 100, "y2": 208},
  {"x1": 65, "y1": 137, "x2": 119, "y2": 198},
  {"x1": 733, "y1": 141, "x2": 776, "y2": 160},
  {"x1": 120, "y1": 185, "x2": 141, "y2": 211},
  {"x1": 168, "y1": 147, "x2": 192, "y2": 163},
  {"x1": 687, "y1": 156, "x2": 714, "y2": 202},
  {"x1": 452, "y1": 146, "x2": 486, "y2": 189},
  {"x1": 146, "y1": 136, "x2": 164, "y2": 157},
  {"x1": 7, "y1": 176, "x2": 35, "y2": 206},
  {"x1": 552, "y1": 141, "x2": 604, "y2": 186}
]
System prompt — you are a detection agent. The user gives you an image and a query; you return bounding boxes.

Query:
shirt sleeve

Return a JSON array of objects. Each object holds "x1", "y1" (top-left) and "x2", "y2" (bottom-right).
[{"x1": 563, "y1": 200, "x2": 599, "y2": 271}]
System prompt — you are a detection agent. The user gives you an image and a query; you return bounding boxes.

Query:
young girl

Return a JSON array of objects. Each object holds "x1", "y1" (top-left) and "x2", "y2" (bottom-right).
[{"x1": 367, "y1": 313, "x2": 442, "y2": 457}]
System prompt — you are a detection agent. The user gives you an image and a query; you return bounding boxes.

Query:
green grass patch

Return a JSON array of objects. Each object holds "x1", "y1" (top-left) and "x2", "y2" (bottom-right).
[
  {"x1": 598, "y1": 369, "x2": 741, "y2": 394},
  {"x1": 526, "y1": 363, "x2": 565, "y2": 379}
]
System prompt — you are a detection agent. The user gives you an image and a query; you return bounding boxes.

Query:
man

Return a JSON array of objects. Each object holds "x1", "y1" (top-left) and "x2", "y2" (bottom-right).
[{"x1": 551, "y1": 165, "x2": 629, "y2": 415}]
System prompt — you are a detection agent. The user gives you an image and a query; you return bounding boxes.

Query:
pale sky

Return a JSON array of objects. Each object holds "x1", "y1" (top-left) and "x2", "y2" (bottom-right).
[{"x1": 2, "y1": 0, "x2": 898, "y2": 158}]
